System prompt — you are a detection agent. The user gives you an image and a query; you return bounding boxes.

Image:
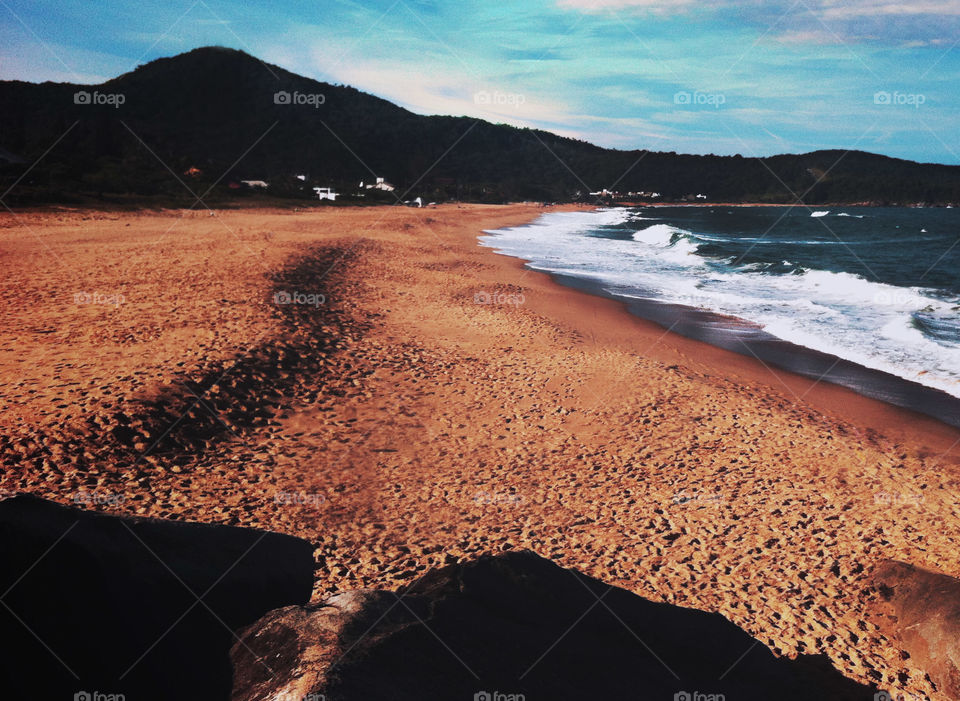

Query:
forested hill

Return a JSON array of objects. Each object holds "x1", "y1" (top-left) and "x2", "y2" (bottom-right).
[{"x1": 2, "y1": 46, "x2": 959, "y2": 205}]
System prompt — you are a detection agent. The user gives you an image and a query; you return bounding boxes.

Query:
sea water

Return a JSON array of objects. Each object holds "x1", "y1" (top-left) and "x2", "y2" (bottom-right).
[{"x1": 481, "y1": 206, "x2": 960, "y2": 425}]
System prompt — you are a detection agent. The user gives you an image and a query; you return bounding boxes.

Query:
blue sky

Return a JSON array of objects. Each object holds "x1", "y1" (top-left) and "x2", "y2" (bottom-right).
[{"x1": 2, "y1": 0, "x2": 959, "y2": 164}]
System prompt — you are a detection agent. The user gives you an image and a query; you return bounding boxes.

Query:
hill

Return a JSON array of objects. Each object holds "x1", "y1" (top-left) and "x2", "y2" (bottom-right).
[{"x1": 2, "y1": 46, "x2": 959, "y2": 205}]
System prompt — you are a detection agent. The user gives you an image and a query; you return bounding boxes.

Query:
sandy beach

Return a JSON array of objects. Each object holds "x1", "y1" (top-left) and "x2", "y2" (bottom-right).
[{"x1": 2, "y1": 203, "x2": 959, "y2": 698}]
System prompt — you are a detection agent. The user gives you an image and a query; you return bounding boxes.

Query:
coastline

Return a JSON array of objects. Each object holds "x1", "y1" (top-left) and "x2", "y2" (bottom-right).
[
  {"x1": 2, "y1": 203, "x2": 959, "y2": 699},
  {"x1": 540, "y1": 270, "x2": 960, "y2": 430},
  {"x1": 476, "y1": 210, "x2": 960, "y2": 459}
]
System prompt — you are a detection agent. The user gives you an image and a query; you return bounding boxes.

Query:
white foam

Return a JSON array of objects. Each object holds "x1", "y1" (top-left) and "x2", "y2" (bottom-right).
[
  {"x1": 480, "y1": 208, "x2": 960, "y2": 398},
  {"x1": 632, "y1": 223, "x2": 685, "y2": 246},
  {"x1": 811, "y1": 210, "x2": 830, "y2": 217}
]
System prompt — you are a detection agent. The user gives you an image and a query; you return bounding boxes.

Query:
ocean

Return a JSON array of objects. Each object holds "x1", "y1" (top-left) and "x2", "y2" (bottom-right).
[{"x1": 481, "y1": 206, "x2": 960, "y2": 427}]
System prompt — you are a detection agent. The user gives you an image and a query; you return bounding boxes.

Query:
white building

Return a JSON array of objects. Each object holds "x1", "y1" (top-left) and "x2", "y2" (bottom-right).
[
  {"x1": 313, "y1": 187, "x2": 338, "y2": 201},
  {"x1": 240, "y1": 180, "x2": 268, "y2": 189},
  {"x1": 362, "y1": 177, "x2": 395, "y2": 192}
]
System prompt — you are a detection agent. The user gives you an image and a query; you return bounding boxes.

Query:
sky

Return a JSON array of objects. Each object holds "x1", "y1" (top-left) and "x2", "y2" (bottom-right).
[{"x1": 2, "y1": 0, "x2": 959, "y2": 164}]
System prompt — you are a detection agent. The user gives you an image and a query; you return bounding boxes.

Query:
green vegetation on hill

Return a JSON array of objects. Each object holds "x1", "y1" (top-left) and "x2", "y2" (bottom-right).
[{"x1": 2, "y1": 46, "x2": 959, "y2": 206}]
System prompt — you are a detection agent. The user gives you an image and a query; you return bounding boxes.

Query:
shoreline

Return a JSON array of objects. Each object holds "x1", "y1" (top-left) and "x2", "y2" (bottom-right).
[
  {"x1": 552, "y1": 271, "x2": 960, "y2": 430},
  {"x1": 474, "y1": 212, "x2": 960, "y2": 462},
  {"x1": 3, "y1": 203, "x2": 959, "y2": 698}
]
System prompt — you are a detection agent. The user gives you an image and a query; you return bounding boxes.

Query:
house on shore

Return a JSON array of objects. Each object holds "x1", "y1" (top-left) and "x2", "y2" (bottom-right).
[
  {"x1": 240, "y1": 180, "x2": 269, "y2": 189},
  {"x1": 361, "y1": 177, "x2": 395, "y2": 192},
  {"x1": 313, "y1": 187, "x2": 337, "y2": 201}
]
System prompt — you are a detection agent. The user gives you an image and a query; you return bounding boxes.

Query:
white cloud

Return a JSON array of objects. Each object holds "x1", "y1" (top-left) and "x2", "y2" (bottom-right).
[
  {"x1": 773, "y1": 29, "x2": 846, "y2": 45},
  {"x1": 557, "y1": 0, "x2": 960, "y2": 45},
  {"x1": 819, "y1": 0, "x2": 960, "y2": 18},
  {"x1": 556, "y1": 0, "x2": 713, "y2": 13},
  {"x1": 262, "y1": 43, "x2": 576, "y2": 131},
  {"x1": 559, "y1": 0, "x2": 960, "y2": 17},
  {"x1": 0, "y1": 37, "x2": 125, "y2": 84},
  {"x1": 558, "y1": 0, "x2": 699, "y2": 9}
]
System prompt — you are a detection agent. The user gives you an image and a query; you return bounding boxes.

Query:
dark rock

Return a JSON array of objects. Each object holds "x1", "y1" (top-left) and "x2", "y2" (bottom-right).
[
  {"x1": 873, "y1": 559, "x2": 960, "y2": 698},
  {"x1": 232, "y1": 550, "x2": 874, "y2": 701},
  {"x1": 0, "y1": 495, "x2": 314, "y2": 700}
]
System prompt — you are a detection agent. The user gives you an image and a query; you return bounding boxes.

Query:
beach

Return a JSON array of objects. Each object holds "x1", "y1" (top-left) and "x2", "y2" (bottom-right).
[{"x1": 2, "y1": 203, "x2": 959, "y2": 698}]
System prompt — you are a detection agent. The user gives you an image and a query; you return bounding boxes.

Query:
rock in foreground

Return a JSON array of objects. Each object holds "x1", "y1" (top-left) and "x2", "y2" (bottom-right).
[
  {"x1": 232, "y1": 550, "x2": 874, "y2": 700},
  {"x1": 873, "y1": 559, "x2": 960, "y2": 698},
  {"x1": 0, "y1": 495, "x2": 315, "y2": 700}
]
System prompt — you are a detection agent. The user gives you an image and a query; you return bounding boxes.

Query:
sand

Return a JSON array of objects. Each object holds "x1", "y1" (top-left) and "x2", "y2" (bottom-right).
[{"x1": 2, "y1": 203, "x2": 960, "y2": 698}]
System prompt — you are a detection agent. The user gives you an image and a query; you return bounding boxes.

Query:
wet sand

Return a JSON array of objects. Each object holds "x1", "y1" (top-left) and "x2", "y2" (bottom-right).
[
  {"x1": 2, "y1": 203, "x2": 960, "y2": 699},
  {"x1": 540, "y1": 272, "x2": 960, "y2": 429}
]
